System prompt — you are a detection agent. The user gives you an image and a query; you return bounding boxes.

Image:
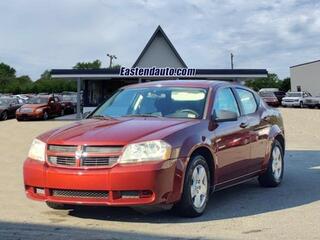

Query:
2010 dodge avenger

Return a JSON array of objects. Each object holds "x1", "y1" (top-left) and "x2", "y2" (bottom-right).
[{"x1": 23, "y1": 80, "x2": 285, "y2": 217}]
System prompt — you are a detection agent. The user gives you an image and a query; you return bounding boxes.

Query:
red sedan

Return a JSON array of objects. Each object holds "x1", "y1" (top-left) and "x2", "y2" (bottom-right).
[{"x1": 23, "y1": 80, "x2": 285, "y2": 217}]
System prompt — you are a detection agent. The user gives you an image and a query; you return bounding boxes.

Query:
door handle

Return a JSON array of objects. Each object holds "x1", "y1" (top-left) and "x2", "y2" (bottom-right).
[{"x1": 240, "y1": 121, "x2": 248, "y2": 128}]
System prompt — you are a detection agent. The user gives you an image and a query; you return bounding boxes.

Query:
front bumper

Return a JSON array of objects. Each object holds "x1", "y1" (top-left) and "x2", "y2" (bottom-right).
[
  {"x1": 281, "y1": 101, "x2": 300, "y2": 107},
  {"x1": 23, "y1": 158, "x2": 184, "y2": 206},
  {"x1": 16, "y1": 112, "x2": 43, "y2": 120}
]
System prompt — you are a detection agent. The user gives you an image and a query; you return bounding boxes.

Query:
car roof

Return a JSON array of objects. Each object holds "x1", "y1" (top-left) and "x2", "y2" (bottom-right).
[{"x1": 123, "y1": 80, "x2": 235, "y2": 89}]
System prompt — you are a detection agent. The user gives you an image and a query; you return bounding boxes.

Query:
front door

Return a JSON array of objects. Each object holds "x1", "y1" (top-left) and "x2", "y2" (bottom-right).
[{"x1": 210, "y1": 87, "x2": 251, "y2": 184}]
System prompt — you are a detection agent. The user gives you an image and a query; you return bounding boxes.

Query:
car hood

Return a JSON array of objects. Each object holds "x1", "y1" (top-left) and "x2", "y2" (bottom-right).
[
  {"x1": 41, "y1": 118, "x2": 198, "y2": 146},
  {"x1": 21, "y1": 104, "x2": 47, "y2": 109}
]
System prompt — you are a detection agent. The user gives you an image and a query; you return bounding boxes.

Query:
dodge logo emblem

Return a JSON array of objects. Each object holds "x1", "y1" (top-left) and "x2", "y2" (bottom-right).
[{"x1": 75, "y1": 149, "x2": 84, "y2": 159}]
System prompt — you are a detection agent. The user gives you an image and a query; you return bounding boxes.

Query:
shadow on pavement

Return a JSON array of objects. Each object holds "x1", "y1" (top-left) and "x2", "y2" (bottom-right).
[
  {"x1": 0, "y1": 221, "x2": 219, "y2": 240},
  {"x1": 67, "y1": 150, "x2": 320, "y2": 223}
]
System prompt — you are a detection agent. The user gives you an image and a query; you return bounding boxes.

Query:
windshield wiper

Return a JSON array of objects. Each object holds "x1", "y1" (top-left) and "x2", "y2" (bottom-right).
[
  {"x1": 123, "y1": 114, "x2": 163, "y2": 118},
  {"x1": 91, "y1": 115, "x2": 117, "y2": 120}
]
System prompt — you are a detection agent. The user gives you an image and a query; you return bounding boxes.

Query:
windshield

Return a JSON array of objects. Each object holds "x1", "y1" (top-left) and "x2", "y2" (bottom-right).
[
  {"x1": 286, "y1": 92, "x2": 302, "y2": 97},
  {"x1": 92, "y1": 87, "x2": 208, "y2": 119},
  {"x1": 259, "y1": 92, "x2": 275, "y2": 97},
  {"x1": 0, "y1": 98, "x2": 10, "y2": 105},
  {"x1": 26, "y1": 97, "x2": 48, "y2": 104},
  {"x1": 62, "y1": 95, "x2": 77, "y2": 102}
]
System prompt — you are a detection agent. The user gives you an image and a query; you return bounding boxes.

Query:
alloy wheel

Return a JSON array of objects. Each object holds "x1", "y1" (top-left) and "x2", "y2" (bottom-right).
[
  {"x1": 272, "y1": 145, "x2": 282, "y2": 180},
  {"x1": 191, "y1": 165, "x2": 208, "y2": 209}
]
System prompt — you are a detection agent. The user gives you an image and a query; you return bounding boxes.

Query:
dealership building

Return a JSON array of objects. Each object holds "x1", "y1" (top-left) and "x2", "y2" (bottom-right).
[
  {"x1": 290, "y1": 60, "x2": 320, "y2": 96},
  {"x1": 51, "y1": 26, "x2": 268, "y2": 118}
]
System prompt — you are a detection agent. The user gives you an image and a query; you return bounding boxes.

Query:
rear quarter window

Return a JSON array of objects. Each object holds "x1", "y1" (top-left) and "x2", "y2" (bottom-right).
[{"x1": 236, "y1": 88, "x2": 258, "y2": 115}]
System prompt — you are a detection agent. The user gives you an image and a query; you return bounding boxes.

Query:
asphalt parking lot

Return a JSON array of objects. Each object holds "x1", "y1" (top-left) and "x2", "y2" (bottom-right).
[{"x1": 0, "y1": 108, "x2": 319, "y2": 240}]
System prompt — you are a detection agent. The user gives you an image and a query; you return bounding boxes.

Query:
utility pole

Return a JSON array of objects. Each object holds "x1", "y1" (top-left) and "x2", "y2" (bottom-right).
[
  {"x1": 107, "y1": 53, "x2": 117, "y2": 68},
  {"x1": 230, "y1": 53, "x2": 234, "y2": 69}
]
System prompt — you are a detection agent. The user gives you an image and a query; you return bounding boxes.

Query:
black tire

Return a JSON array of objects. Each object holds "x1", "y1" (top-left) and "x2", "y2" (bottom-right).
[
  {"x1": 43, "y1": 111, "x2": 49, "y2": 120},
  {"x1": 300, "y1": 101, "x2": 304, "y2": 108},
  {"x1": 46, "y1": 202, "x2": 74, "y2": 210},
  {"x1": 174, "y1": 155, "x2": 210, "y2": 217},
  {"x1": 1, "y1": 111, "x2": 8, "y2": 120},
  {"x1": 258, "y1": 139, "x2": 284, "y2": 187}
]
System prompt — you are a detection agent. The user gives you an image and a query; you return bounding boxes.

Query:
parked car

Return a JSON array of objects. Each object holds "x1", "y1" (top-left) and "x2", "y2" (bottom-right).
[
  {"x1": 0, "y1": 97, "x2": 22, "y2": 120},
  {"x1": 60, "y1": 94, "x2": 77, "y2": 114},
  {"x1": 14, "y1": 94, "x2": 29, "y2": 104},
  {"x1": 16, "y1": 95, "x2": 63, "y2": 121},
  {"x1": 273, "y1": 91, "x2": 286, "y2": 103},
  {"x1": 259, "y1": 91, "x2": 280, "y2": 107},
  {"x1": 281, "y1": 91, "x2": 311, "y2": 108},
  {"x1": 303, "y1": 95, "x2": 320, "y2": 109},
  {"x1": 23, "y1": 80, "x2": 285, "y2": 217}
]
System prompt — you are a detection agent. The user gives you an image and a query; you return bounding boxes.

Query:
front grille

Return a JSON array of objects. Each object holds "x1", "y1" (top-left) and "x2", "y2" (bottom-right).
[
  {"x1": 52, "y1": 189, "x2": 108, "y2": 198},
  {"x1": 48, "y1": 156, "x2": 76, "y2": 166},
  {"x1": 21, "y1": 108, "x2": 33, "y2": 113},
  {"x1": 82, "y1": 157, "x2": 118, "y2": 166},
  {"x1": 48, "y1": 145, "x2": 77, "y2": 153},
  {"x1": 47, "y1": 145, "x2": 122, "y2": 168},
  {"x1": 47, "y1": 156, "x2": 118, "y2": 167}
]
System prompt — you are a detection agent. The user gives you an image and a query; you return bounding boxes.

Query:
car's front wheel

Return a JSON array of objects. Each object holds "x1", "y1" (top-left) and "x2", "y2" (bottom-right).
[
  {"x1": 258, "y1": 139, "x2": 284, "y2": 187},
  {"x1": 174, "y1": 155, "x2": 210, "y2": 217},
  {"x1": 300, "y1": 101, "x2": 304, "y2": 108},
  {"x1": 43, "y1": 111, "x2": 49, "y2": 120}
]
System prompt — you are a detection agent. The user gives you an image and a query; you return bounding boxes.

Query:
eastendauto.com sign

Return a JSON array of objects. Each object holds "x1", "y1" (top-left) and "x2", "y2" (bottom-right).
[{"x1": 120, "y1": 67, "x2": 196, "y2": 77}]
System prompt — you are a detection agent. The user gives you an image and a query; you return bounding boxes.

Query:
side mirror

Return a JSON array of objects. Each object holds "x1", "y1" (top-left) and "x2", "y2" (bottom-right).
[
  {"x1": 82, "y1": 111, "x2": 92, "y2": 119},
  {"x1": 212, "y1": 110, "x2": 238, "y2": 122}
]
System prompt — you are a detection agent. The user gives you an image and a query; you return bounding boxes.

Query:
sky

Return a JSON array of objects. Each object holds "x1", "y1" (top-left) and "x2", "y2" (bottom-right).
[{"x1": 0, "y1": 0, "x2": 319, "y2": 80}]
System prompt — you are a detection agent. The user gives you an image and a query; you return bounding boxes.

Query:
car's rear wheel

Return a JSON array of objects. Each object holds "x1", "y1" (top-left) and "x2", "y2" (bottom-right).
[
  {"x1": 258, "y1": 139, "x2": 284, "y2": 187},
  {"x1": 46, "y1": 202, "x2": 75, "y2": 210},
  {"x1": 1, "y1": 111, "x2": 8, "y2": 120},
  {"x1": 174, "y1": 155, "x2": 210, "y2": 217}
]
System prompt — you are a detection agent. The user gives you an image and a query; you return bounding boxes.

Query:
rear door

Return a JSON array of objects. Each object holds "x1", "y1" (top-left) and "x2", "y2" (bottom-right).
[
  {"x1": 211, "y1": 87, "x2": 252, "y2": 184},
  {"x1": 234, "y1": 88, "x2": 268, "y2": 173}
]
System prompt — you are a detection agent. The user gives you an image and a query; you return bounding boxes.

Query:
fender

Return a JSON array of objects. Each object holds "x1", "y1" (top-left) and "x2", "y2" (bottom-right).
[{"x1": 173, "y1": 135, "x2": 217, "y2": 198}]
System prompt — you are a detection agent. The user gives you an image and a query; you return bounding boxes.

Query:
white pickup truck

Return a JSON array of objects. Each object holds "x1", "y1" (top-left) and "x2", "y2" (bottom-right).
[{"x1": 281, "y1": 91, "x2": 314, "y2": 108}]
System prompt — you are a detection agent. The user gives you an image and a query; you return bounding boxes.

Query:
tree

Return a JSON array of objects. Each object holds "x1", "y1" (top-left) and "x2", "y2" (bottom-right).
[
  {"x1": 245, "y1": 73, "x2": 281, "y2": 91},
  {"x1": 0, "y1": 62, "x2": 16, "y2": 77},
  {"x1": 73, "y1": 60, "x2": 102, "y2": 70},
  {"x1": 279, "y1": 78, "x2": 291, "y2": 92}
]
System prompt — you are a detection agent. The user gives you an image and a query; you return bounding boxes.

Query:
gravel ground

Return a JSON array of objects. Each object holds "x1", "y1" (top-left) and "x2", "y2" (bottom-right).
[{"x1": 0, "y1": 108, "x2": 319, "y2": 240}]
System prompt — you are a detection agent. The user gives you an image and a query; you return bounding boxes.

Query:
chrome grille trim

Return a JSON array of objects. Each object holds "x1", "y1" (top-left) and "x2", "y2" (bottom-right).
[
  {"x1": 48, "y1": 145, "x2": 77, "y2": 153},
  {"x1": 52, "y1": 189, "x2": 108, "y2": 198},
  {"x1": 84, "y1": 146, "x2": 123, "y2": 153}
]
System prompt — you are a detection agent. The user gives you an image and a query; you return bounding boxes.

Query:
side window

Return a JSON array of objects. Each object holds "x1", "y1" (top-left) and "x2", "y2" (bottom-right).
[
  {"x1": 213, "y1": 88, "x2": 240, "y2": 117},
  {"x1": 236, "y1": 88, "x2": 257, "y2": 115}
]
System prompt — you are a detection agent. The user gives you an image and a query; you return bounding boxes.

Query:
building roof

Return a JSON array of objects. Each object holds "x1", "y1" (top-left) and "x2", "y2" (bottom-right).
[
  {"x1": 290, "y1": 59, "x2": 320, "y2": 68},
  {"x1": 51, "y1": 68, "x2": 268, "y2": 79},
  {"x1": 132, "y1": 25, "x2": 187, "y2": 68}
]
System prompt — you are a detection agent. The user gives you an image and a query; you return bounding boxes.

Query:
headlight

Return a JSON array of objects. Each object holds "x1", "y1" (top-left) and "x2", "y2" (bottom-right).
[
  {"x1": 35, "y1": 108, "x2": 43, "y2": 113},
  {"x1": 119, "y1": 140, "x2": 172, "y2": 164},
  {"x1": 28, "y1": 139, "x2": 46, "y2": 162}
]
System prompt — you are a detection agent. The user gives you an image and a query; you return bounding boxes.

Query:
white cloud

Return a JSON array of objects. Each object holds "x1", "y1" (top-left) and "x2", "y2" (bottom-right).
[{"x1": 0, "y1": 0, "x2": 319, "y2": 79}]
